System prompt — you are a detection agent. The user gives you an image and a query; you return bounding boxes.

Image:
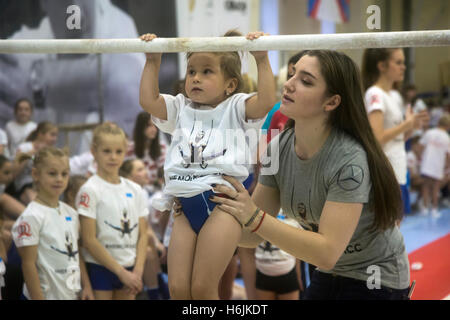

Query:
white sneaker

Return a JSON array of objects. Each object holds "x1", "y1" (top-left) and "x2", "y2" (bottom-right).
[
  {"x1": 419, "y1": 208, "x2": 429, "y2": 216},
  {"x1": 431, "y1": 208, "x2": 441, "y2": 218}
]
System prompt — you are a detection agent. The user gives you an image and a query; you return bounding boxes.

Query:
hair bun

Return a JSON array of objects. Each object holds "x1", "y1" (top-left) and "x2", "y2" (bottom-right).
[{"x1": 223, "y1": 29, "x2": 242, "y2": 37}]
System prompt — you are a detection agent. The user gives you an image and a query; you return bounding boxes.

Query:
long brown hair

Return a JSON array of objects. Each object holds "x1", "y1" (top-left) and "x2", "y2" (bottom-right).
[
  {"x1": 285, "y1": 50, "x2": 402, "y2": 231},
  {"x1": 133, "y1": 112, "x2": 161, "y2": 160}
]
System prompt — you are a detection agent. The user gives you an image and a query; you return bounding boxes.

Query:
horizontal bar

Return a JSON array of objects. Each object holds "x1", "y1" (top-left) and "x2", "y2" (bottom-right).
[{"x1": 0, "y1": 30, "x2": 449, "y2": 54}]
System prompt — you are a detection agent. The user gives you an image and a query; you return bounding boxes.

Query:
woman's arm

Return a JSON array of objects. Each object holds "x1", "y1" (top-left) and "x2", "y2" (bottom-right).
[
  {"x1": 254, "y1": 201, "x2": 362, "y2": 270},
  {"x1": 245, "y1": 32, "x2": 276, "y2": 120},
  {"x1": 79, "y1": 216, "x2": 142, "y2": 292},
  {"x1": 17, "y1": 245, "x2": 45, "y2": 300},
  {"x1": 211, "y1": 176, "x2": 362, "y2": 270},
  {"x1": 237, "y1": 183, "x2": 280, "y2": 248},
  {"x1": 369, "y1": 106, "x2": 429, "y2": 146},
  {"x1": 0, "y1": 193, "x2": 25, "y2": 220},
  {"x1": 139, "y1": 34, "x2": 167, "y2": 120}
]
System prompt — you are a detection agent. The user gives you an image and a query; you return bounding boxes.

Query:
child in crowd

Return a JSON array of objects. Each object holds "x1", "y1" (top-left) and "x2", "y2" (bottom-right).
[
  {"x1": 0, "y1": 155, "x2": 26, "y2": 300},
  {"x1": 63, "y1": 175, "x2": 88, "y2": 210},
  {"x1": 6, "y1": 99, "x2": 37, "y2": 158},
  {"x1": 419, "y1": 114, "x2": 450, "y2": 217},
  {"x1": 120, "y1": 158, "x2": 169, "y2": 300},
  {"x1": 12, "y1": 121, "x2": 58, "y2": 205},
  {"x1": 139, "y1": 30, "x2": 275, "y2": 299},
  {"x1": 12, "y1": 147, "x2": 93, "y2": 300},
  {"x1": 127, "y1": 112, "x2": 167, "y2": 194},
  {"x1": 254, "y1": 212, "x2": 301, "y2": 300},
  {"x1": 77, "y1": 123, "x2": 148, "y2": 300}
]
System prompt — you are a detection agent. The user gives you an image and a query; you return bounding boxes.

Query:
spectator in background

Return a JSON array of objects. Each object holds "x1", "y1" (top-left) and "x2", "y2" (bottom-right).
[
  {"x1": 11, "y1": 121, "x2": 58, "y2": 205},
  {"x1": 5, "y1": 99, "x2": 37, "y2": 159},
  {"x1": 418, "y1": 114, "x2": 450, "y2": 218},
  {"x1": 362, "y1": 48, "x2": 429, "y2": 218},
  {"x1": 0, "y1": 128, "x2": 9, "y2": 158},
  {"x1": 406, "y1": 136, "x2": 424, "y2": 209},
  {"x1": 126, "y1": 112, "x2": 166, "y2": 195}
]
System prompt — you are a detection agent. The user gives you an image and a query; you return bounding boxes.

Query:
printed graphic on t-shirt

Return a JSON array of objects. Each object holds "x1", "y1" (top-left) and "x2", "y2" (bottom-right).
[
  {"x1": 79, "y1": 192, "x2": 90, "y2": 208},
  {"x1": 337, "y1": 164, "x2": 364, "y2": 191},
  {"x1": 16, "y1": 221, "x2": 32, "y2": 239},
  {"x1": 104, "y1": 209, "x2": 138, "y2": 238},
  {"x1": 50, "y1": 231, "x2": 78, "y2": 261},
  {"x1": 177, "y1": 124, "x2": 227, "y2": 169},
  {"x1": 258, "y1": 241, "x2": 280, "y2": 256}
]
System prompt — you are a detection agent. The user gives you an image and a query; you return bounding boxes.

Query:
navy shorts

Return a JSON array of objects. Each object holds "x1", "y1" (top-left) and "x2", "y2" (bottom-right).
[
  {"x1": 179, "y1": 190, "x2": 222, "y2": 234},
  {"x1": 86, "y1": 263, "x2": 134, "y2": 291},
  {"x1": 255, "y1": 267, "x2": 300, "y2": 294},
  {"x1": 304, "y1": 270, "x2": 410, "y2": 300}
]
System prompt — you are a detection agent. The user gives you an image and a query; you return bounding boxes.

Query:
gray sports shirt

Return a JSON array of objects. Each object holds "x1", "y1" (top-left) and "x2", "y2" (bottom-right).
[{"x1": 259, "y1": 128, "x2": 410, "y2": 290}]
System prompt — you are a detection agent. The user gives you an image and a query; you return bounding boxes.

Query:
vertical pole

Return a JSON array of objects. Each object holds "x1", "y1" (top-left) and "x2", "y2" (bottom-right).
[
  {"x1": 403, "y1": 0, "x2": 413, "y2": 85},
  {"x1": 97, "y1": 53, "x2": 104, "y2": 123}
]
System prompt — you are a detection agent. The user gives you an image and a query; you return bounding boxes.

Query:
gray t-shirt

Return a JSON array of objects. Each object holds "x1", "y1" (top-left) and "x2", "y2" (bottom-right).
[{"x1": 259, "y1": 128, "x2": 410, "y2": 290}]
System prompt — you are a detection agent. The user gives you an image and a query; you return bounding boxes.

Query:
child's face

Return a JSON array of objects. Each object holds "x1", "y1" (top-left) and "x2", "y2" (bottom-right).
[
  {"x1": 92, "y1": 134, "x2": 127, "y2": 177},
  {"x1": 145, "y1": 119, "x2": 158, "y2": 140},
  {"x1": 185, "y1": 53, "x2": 235, "y2": 106},
  {"x1": 40, "y1": 128, "x2": 58, "y2": 146},
  {"x1": 15, "y1": 101, "x2": 33, "y2": 124},
  {"x1": 0, "y1": 162, "x2": 13, "y2": 185},
  {"x1": 129, "y1": 160, "x2": 149, "y2": 186},
  {"x1": 32, "y1": 156, "x2": 70, "y2": 198}
]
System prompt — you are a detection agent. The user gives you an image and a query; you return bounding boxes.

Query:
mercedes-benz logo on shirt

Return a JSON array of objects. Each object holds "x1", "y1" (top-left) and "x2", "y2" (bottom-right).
[{"x1": 337, "y1": 164, "x2": 364, "y2": 191}]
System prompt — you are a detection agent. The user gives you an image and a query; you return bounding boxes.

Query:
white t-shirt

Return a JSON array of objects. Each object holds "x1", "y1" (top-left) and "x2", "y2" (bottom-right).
[
  {"x1": 365, "y1": 86, "x2": 407, "y2": 184},
  {"x1": 69, "y1": 152, "x2": 96, "y2": 176},
  {"x1": 5, "y1": 121, "x2": 37, "y2": 158},
  {"x1": 14, "y1": 141, "x2": 34, "y2": 191},
  {"x1": 12, "y1": 201, "x2": 81, "y2": 300},
  {"x1": 255, "y1": 216, "x2": 301, "y2": 277},
  {"x1": 419, "y1": 128, "x2": 450, "y2": 180},
  {"x1": 152, "y1": 93, "x2": 265, "y2": 202},
  {"x1": 76, "y1": 175, "x2": 148, "y2": 267}
]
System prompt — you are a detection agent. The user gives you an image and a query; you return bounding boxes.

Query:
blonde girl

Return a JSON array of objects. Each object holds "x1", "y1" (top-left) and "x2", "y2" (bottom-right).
[
  {"x1": 77, "y1": 123, "x2": 148, "y2": 300},
  {"x1": 139, "y1": 30, "x2": 275, "y2": 299},
  {"x1": 12, "y1": 147, "x2": 93, "y2": 300}
]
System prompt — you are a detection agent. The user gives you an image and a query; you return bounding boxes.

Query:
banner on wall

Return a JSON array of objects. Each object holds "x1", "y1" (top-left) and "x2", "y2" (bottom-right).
[
  {"x1": 175, "y1": 0, "x2": 252, "y2": 77},
  {"x1": 308, "y1": 0, "x2": 350, "y2": 23},
  {"x1": 0, "y1": 0, "x2": 178, "y2": 155}
]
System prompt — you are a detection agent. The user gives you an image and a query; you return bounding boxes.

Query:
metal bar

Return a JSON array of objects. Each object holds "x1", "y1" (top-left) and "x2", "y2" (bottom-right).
[{"x1": 0, "y1": 30, "x2": 449, "y2": 54}]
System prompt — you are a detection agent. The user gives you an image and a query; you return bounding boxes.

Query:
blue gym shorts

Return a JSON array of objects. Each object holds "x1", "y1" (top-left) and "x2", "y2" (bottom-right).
[{"x1": 86, "y1": 263, "x2": 134, "y2": 291}]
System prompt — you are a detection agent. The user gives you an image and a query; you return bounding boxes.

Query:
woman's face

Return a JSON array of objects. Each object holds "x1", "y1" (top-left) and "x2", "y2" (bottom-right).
[
  {"x1": 145, "y1": 119, "x2": 158, "y2": 140},
  {"x1": 280, "y1": 55, "x2": 329, "y2": 121},
  {"x1": 381, "y1": 49, "x2": 405, "y2": 83}
]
